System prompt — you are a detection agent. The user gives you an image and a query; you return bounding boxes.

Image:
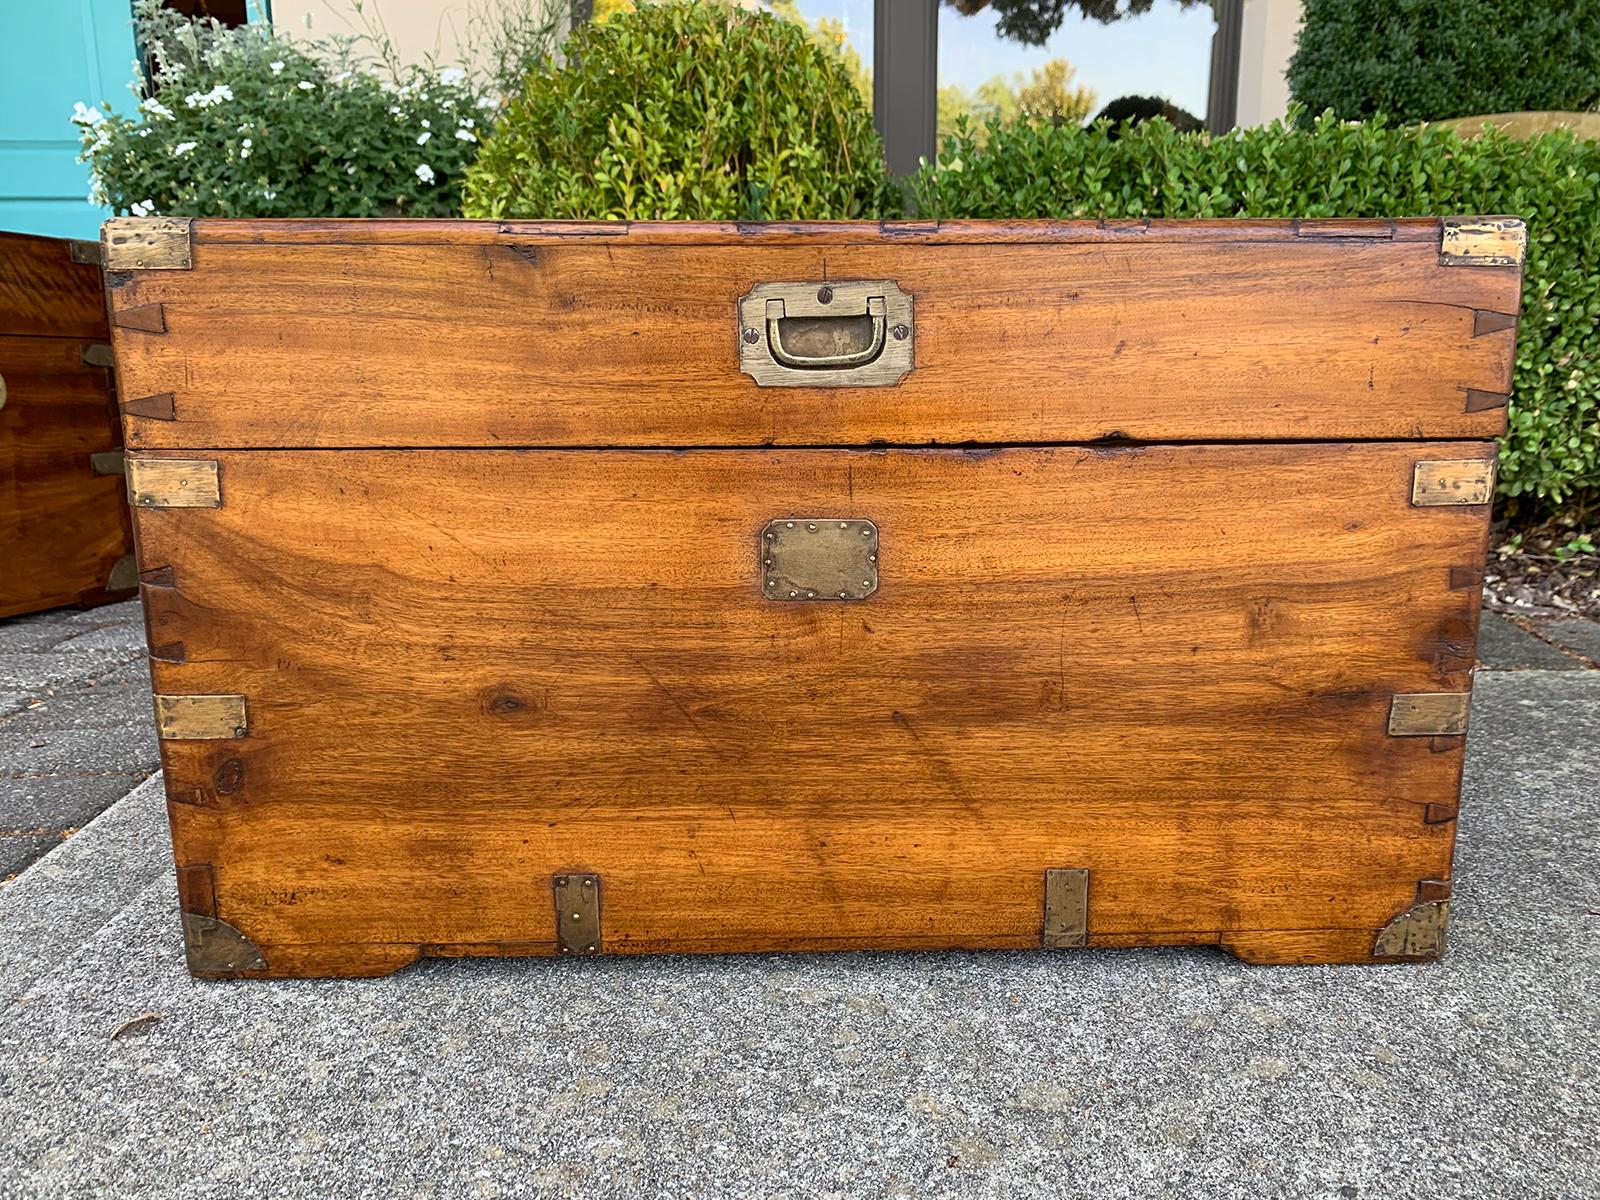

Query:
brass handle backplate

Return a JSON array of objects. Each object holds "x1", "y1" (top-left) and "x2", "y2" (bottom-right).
[{"x1": 738, "y1": 281, "x2": 912, "y2": 388}]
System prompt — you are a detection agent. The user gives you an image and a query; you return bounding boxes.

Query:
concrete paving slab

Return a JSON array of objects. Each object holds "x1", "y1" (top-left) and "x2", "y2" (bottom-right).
[
  {"x1": 0, "y1": 671, "x2": 1594, "y2": 1199},
  {"x1": 1475, "y1": 612, "x2": 1586, "y2": 670},
  {"x1": 0, "y1": 723, "x2": 159, "y2": 777},
  {"x1": 1542, "y1": 617, "x2": 1600, "y2": 663},
  {"x1": 0, "y1": 773, "x2": 157, "y2": 835},
  {"x1": 0, "y1": 832, "x2": 63, "y2": 882}
]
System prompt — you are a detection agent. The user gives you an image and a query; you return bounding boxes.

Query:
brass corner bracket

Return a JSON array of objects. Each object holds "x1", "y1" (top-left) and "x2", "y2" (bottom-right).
[
  {"x1": 154, "y1": 694, "x2": 248, "y2": 741},
  {"x1": 1388, "y1": 693, "x2": 1471, "y2": 737},
  {"x1": 553, "y1": 873, "x2": 601, "y2": 955},
  {"x1": 1439, "y1": 217, "x2": 1526, "y2": 268},
  {"x1": 1042, "y1": 867, "x2": 1090, "y2": 948},
  {"x1": 182, "y1": 912, "x2": 267, "y2": 975},
  {"x1": 126, "y1": 457, "x2": 221, "y2": 509},
  {"x1": 102, "y1": 217, "x2": 194, "y2": 271},
  {"x1": 1413, "y1": 459, "x2": 1496, "y2": 507},
  {"x1": 1373, "y1": 882, "x2": 1451, "y2": 960}
]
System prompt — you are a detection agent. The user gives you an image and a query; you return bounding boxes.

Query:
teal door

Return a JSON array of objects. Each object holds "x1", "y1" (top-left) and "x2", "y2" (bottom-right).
[{"x1": 0, "y1": 1, "x2": 136, "y2": 237}]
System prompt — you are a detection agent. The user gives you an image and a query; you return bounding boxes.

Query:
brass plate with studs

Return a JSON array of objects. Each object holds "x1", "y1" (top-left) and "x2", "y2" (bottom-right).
[
  {"x1": 1412, "y1": 459, "x2": 1496, "y2": 506},
  {"x1": 1387, "y1": 693, "x2": 1471, "y2": 737},
  {"x1": 1043, "y1": 867, "x2": 1090, "y2": 948},
  {"x1": 554, "y1": 873, "x2": 601, "y2": 955},
  {"x1": 761, "y1": 518, "x2": 879, "y2": 601}
]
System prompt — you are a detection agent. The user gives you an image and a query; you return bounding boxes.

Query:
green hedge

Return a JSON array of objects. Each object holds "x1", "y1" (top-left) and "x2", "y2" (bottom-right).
[
  {"x1": 1287, "y1": 0, "x2": 1600, "y2": 125},
  {"x1": 463, "y1": 2, "x2": 898, "y2": 221},
  {"x1": 910, "y1": 112, "x2": 1600, "y2": 511}
]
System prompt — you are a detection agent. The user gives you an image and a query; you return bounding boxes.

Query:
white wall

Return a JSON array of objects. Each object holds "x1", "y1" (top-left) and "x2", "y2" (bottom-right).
[
  {"x1": 271, "y1": 0, "x2": 564, "y2": 77},
  {"x1": 1235, "y1": 0, "x2": 1303, "y2": 127}
]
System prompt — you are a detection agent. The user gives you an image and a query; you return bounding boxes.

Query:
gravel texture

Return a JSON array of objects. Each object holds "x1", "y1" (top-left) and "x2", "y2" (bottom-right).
[{"x1": 0, "y1": 670, "x2": 1595, "y2": 1200}]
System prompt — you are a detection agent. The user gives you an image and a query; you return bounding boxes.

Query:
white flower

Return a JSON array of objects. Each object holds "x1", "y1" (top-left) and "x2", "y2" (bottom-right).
[
  {"x1": 458, "y1": 116, "x2": 475, "y2": 129},
  {"x1": 130, "y1": 200, "x2": 154, "y2": 216},
  {"x1": 297, "y1": 81, "x2": 315, "y2": 92},
  {"x1": 270, "y1": 61, "x2": 285, "y2": 74},
  {"x1": 140, "y1": 98, "x2": 174, "y2": 119},
  {"x1": 415, "y1": 163, "x2": 435, "y2": 184},
  {"x1": 477, "y1": 95, "x2": 497, "y2": 110},
  {"x1": 241, "y1": 138, "x2": 252, "y2": 149},
  {"x1": 184, "y1": 84, "x2": 233, "y2": 108},
  {"x1": 416, "y1": 130, "x2": 432, "y2": 145},
  {"x1": 454, "y1": 128, "x2": 475, "y2": 142},
  {"x1": 172, "y1": 141, "x2": 197, "y2": 156},
  {"x1": 346, "y1": 164, "x2": 356, "y2": 174},
  {"x1": 388, "y1": 105, "x2": 401, "y2": 115},
  {"x1": 262, "y1": 188, "x2": 277, "y2": 200},
  {"x1": 439, "y1": 67, "x2": 465, "y2": 85},
  {"x1": 71, "y1": 101, "x2": 104, "y2": 126},
  {"x1": 420, "y1": 118, "x2": 430, "y2": 128}
]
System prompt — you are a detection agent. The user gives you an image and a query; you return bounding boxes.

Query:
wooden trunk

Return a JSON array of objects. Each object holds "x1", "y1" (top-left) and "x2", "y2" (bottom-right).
[
  {"x1": 103, "y1": 216, "x2": 1522, "y2": 978},
  {"x1": 0, "y1": 231, "x2": 135, "y2": 617}
]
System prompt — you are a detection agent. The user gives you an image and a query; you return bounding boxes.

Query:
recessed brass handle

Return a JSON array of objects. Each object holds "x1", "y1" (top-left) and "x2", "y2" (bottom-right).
[
  {"x1": 765, "y1": 296, "x2": 887, "y2": 370},
  {"x1": 738, "y1": 281, "x2": 913, "y2": 388}
]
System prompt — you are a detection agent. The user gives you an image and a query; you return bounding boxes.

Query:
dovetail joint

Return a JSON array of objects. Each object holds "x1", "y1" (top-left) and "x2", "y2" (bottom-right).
[
  {"x1": 102, "y1": 217, "x2": 194, "y2": 271},
  {"x1": 1439, "y1": 217, "x2": 1526, "y2": 268}
]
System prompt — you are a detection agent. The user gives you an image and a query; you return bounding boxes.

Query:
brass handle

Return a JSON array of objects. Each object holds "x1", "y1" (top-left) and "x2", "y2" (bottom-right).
[
  {"x1": 765, "y1": 296, "x2": 887, "y2": 370},
  {"x1": 738, "y1": 281, "x2": 912, "y2": 387}
]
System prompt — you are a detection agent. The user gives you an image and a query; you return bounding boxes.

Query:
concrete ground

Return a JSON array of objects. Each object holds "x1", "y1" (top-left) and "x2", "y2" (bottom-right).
[{"x1": 0, "y1": 601, "x2": 1596, "y2": 1198}]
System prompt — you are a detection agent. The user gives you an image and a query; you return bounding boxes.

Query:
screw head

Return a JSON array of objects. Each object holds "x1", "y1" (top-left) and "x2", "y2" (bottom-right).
[
  {"x1": 862, "y1": 581, "x2": 872, "y2": 588},
  {"x1": 806, "y1": 522, "x2": 817, "y2": 532},
  {"x1": 817, "y1": 286, "x2": 834, "y2": 304},
  {"x1": 892, "y1": 324, "x2": 910, "y2": 341},
  {"x1": 742, "y1": 327, "x2": 760, "y2": 344}
]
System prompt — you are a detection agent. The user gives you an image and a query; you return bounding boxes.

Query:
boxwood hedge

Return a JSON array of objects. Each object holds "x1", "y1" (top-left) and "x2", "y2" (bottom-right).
[{"x1": 910, "y1": 112, "x2": 1600, "y2": 512}]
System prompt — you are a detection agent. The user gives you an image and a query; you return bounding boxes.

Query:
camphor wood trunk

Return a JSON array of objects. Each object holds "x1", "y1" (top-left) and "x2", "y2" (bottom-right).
[
  {"x1": 103, "y1": 216, "x2": 1522, "y2": 978},
  {"x1": 0, "y1": 231, "x2": 135, "y2": 618}
]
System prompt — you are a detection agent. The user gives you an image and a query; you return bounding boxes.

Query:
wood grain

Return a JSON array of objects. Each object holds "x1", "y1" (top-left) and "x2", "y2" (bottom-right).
[
  {"x1": 0, "y1": 333, "x2": 134, "y2": 618},
  {"x1": 133, "y1": 442, "x2": 1491, "y2": 973},
  {"x1": 108, "y1": 219, "x2": 1521, "y2": 450},
  {"x1": 0, "y1": 230, "x2": 106, "y2": 338}
]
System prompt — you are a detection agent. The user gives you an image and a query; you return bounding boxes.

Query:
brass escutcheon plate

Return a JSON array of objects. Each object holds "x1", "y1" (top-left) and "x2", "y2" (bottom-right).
[{"x1": 762, "y1": 519, "x2": 879, "y2": 601}]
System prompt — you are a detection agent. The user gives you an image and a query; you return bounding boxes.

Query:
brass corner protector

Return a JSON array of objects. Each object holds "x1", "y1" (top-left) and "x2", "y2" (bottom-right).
[
  {"x1": 553, "y1": 873, "x2": 601, "y2": 955},
  {"x1": 89, "y1": 449, "x2": 125, "y2": 476},
  {"x1": 154, "y1": 694, "x2": 248, "y2": 741},
  {"x1": 68, "y1": 238, "x2": 104, "y2": 266},
  {"x1": 126, "y1": 457, "x2": 221, "y2": 509},
  {"x1": 1373, "y1": 886, "x2": 1451, "y2": 960},
  {"x1": 1439, "y1": 217, "x2": 1526, "y2": 268},
  {"x1": 104, "y1": 554, "x2": 138, "y2": 592},
  {"x1": 102, "y1": 217, "x2": 194, "y2": 271},
  {"x1": 182, "y1": 911, "x2": 267, "y2": 975},
  {"x1": 1388, "y1": 693, "x2": 1471, "y2": 737},
  {"x1": 1412, "y1": 459, "x2": 1496, "y2": 507},
  {"x1": 1043, "y1": 867, "x2": 1090, "y2": 949}
]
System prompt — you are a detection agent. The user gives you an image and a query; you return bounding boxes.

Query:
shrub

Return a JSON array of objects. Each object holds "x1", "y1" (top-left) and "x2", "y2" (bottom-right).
[
  {"x1": 74, "y1": 0, "x2": 489, "y2": 218},
  {"x1": 462, "y1": 1, "x2": 899, "y2": 221},
  {"x1": 910, "y1": 112, "x2": 1600, "y2": 512},
  {"x1": 1288, "y1": 0, "x2": 1600, "y2": 125}
]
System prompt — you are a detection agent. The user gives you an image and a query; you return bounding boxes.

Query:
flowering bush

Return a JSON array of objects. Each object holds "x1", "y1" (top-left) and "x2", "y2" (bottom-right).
[{"x1": 74, "y1": 1, "x2": 491, "y2": 218}]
